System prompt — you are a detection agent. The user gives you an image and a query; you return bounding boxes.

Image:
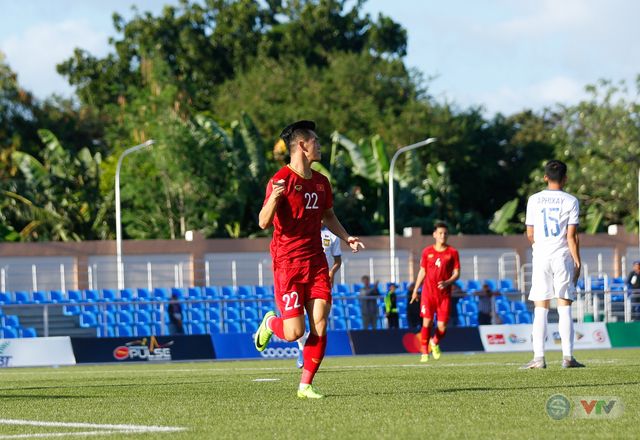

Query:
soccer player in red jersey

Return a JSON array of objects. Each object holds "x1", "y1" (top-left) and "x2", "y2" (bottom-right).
[
  {"x1": 410, "y1": 222, "x2": 460, "y2": 362},
  {"x1": 254, "y1": 120, "x2": 364, "y2": 399}
]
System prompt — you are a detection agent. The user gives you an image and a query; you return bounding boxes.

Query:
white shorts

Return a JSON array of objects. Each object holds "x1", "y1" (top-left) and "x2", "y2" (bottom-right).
[{"x1": 529, "y1": 253, "x2": 576, "y2": 302}]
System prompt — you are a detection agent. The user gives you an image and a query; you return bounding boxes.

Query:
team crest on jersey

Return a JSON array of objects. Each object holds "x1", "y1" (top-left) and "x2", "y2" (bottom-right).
[
  {"x1": 294, "y1": 185, "x2": 302, "y2": 191},
  {"x1": 428, "y1": 254, "x2": 434, "y2": 258},
  {"x1": 316, "y1": 184, "x2": 324, "y2": 191},
  {"x1": 323, "y1": 238, "x2": 331, "y2": 246}
]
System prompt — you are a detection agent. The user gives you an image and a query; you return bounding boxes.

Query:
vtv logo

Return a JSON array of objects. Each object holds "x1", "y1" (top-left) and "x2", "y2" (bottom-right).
[{"x1": 576, "y1": 397, "x2": 623, "y2": 419}]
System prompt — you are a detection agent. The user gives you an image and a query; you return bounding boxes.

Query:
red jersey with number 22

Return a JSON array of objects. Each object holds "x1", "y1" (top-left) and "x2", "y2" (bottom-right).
[
  {"x1": 420, "y1": 245, "x2": 460, "y2": 297},
  {"x1": 264, "y1": 166, "x2": 333, "y2": 268}
]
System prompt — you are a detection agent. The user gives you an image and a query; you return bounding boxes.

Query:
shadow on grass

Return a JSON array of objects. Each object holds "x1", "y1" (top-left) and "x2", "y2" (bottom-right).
[{"x1": 0, "y1": 394, "x2": 91, "y2": 399}]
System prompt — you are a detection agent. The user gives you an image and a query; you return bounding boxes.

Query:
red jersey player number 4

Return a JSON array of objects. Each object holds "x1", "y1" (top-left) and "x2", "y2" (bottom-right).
[
  {"x1": 255, "y1": 120, "x2": 364, "y2": 399},
  {"x1": 410, "y1": 222, "x2": 460, "y2": 363}
]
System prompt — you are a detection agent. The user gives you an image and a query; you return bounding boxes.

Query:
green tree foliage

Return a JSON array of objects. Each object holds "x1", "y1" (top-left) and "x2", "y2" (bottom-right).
[{"x1": 519, "y1": 78, "x2": 640, "y2": 233}]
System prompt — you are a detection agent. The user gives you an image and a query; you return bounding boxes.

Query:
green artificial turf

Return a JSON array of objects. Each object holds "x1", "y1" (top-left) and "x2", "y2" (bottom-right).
[{"x1": 0, "y1": 349, "x2": 637, "y2": 439}]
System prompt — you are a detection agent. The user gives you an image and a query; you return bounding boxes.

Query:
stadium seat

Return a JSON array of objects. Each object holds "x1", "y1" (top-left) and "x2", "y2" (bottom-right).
[
  {"x1": 19, "y1": 327, "x2": 37, "y2": 338},
  {"x1": 206, "y1": 307, "x2": 221, "y2": 322},
  {"x1": 515, "y1": 310, "x2": 533, "y2": 324},
  {"x1": 68, "y1": 290, "x2": 83, "y2": 302},
  {"x1": 62, "y1": 303, "x2": 81, "y2": 316},
  {"x1": 97, "y1": 311, "x2": 116, "y2": 326},
  {"x1": 352, "y1": 283, "x2": 363, "y2": 294},
  {"x1": 172, "y1": 287, "x2": 186, "y2": 299},
  {"x1": 511, "y1": 301, "x2": 527, "y2": 313},
  {"x1": 454, "y1": 280, "x2": 465, "y2": 291},
  {"x1": 331, "y1": 318, "x2": 348, "y2": 330},
  {"x1": 204, "y1": 286, "x2": 221, "y2": 298},
  {"x1": 496, "y1": 301, "x2": 511, "y2": 315},
  {"x1": 186, "y1": 308, "x2": 205, "y2": 323},
  {"x1": 102, "y1": 289, "x2": 118, "y2": 301},
  {"x1": 498, "y1": 312, "x2": 516, "y2": 325},
  {"x1": 14, "y1": 291, "x2": 31, "y2": 304},
  {"x1": 0, "y1": 292, "x2": 11, "y2": 304},
  {"x1": 0, "y1": 327, "x2": 18, "y2": 338},
  {"x1": 244, "y1": 320, "x2": 259, "y2": 334},
  {"x1": 225, "y1": 321, "x2": 242, "y2": 334},
  {"x1": 254, "y1": 285, "x2": 271, "y2": 298},
  {"x1": 50, "y1": 290, "x2": 68, "y2": 303},
  {"x1": 243, "y1": 307, "x2": 259, "y2": 322},
  {"x1": 120, "y1": 288, "x2": 135, "y2": 301},
  {"x1": 187, "y1": 322, "x2": 207, "y2": 335},
  {"x1": 224, "y1": 307, "x2": 241, "y2": 322},
  {"x1": 348, "y1": 316, "x2": 363, "y2": 330},
  {"x1": 115, "y1": 310, "x2": 134, "y2": 325},
  {"x1": 134, "y1": 324, "x2": 152, "y2": 336},
  {"x1": 79, "y1": 312, "x2": 98, "y2": 328},
  {"x1": 84, "y1": 290, "x2": 100, "y2": 301},
  {"x1": 153, "y1": 288, "x2": 169, "y2": 300},
  {"x1": 221, "y1": 285, "x2": 235, "y2": 297},
  {"x1": 237, "y1": 285, "x2": 255, "y2": 298},
  {"x1": 115, "y1": 324, "x2": 133, "y2": 337},
  {"x1": 499, "y1": 279, "x2": 516, "y2": 293},
  {"x1": 96, "y1": 326, "x2": 115, "y2": 337},
  {"x1": 33, "y1": 291, "x2": 50, "y2": 303},
  {"x1": 206, "y1": 321, "x2": 221, "y2": 334},
  {"x1": 186, "y1": 287, "x2": 202, "y2": 299},
  {"x1": 134, "y1": 310, "x2": 152, "y2": 324},
  {"x1": 137, "y1": 288, "x2": 151, "y2": 301},
  {"x1": 466, "y1": 280, "x2": 481, "y2": 293},
  {"x1": 483, "y1": 279, "x2": 498, "y2": 291}
]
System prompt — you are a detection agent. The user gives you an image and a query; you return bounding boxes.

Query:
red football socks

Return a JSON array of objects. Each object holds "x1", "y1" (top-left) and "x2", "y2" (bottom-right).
[
  {"x1": 267, "y1": 315, "x2": 285, "y2": 339},
  {"x1": 433, "y1": 327, "x2": 446, "y2": 345},
  {"x1": 420, "y1": 326, "x2": 431, "y2": 353},
  {"x1": 300, "y1": 333, "x2": 327, "y2": 385}
]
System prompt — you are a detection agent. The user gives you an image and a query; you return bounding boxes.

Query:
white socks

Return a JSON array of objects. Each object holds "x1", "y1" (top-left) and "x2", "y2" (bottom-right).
[
  {"x1": 557, "y1": 305, "x2": 574, "y2": 358},
  {"x1": 532, "y1": 307, "x2": 548, "y2": 359},
  {"x1": 297, "y1": 331, "x2": 309, "y2": 349}
]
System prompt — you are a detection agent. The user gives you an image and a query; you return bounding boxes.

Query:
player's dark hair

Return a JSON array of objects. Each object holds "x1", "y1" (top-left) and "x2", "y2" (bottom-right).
[
  {"x1": 544, "y1": 160, "x2": 567, "y2": 182},
  {"x1": 433, "y1": 222, "x2": 448, "y2": 232},
  {"x1": 286, "y1": 128, "x2": 315, "y2": 151}
]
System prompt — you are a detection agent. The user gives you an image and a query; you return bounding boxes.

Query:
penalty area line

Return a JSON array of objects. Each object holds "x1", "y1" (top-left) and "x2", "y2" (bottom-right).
[{"x1": 0, "y1": 419, "x2": 185, "y2": 439}]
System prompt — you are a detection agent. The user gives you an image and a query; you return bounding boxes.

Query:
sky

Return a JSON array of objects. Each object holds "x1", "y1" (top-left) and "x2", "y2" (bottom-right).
[{"x1": 1, "y1": 0, "x2": 639, "y2": 115}]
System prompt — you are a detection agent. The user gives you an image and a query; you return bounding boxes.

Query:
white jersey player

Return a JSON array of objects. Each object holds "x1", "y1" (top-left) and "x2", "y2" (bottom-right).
[
  {"x1": 522, "y1": 160, "x2": 584, "y2": 369},
  {"x1": 321, "y1": 225, "x2": 342, "y2": 287}
]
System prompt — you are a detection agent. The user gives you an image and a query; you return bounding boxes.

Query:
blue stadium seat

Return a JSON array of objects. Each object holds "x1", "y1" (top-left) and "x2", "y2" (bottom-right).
[
  {"x1": 4, "y1": 315, "x2": 19, "y2": 327},
  {"x1": 186, "y1": 287, "x2": 202, "y2": 299},
  {"x1": 499, "y1": 279, "x2": 516, "y2": 292},
  {"x1": 153, "y1": 288, "x2": 169, "y2": 300},
  {"x1": 33, "y1": 291, "x2": 50, "y2": 303},
  {"x1": 115, "y1": 324, "x2": 133, "y2": 337},
  {"x1": 244, "y1": 321, "x2": 259, "y2": 334},
  {"x1": 243, "y1": 307, "x2": 259, "y2": 322},
  {"x1": 254, "y1": 285, "x2": 271, "y2": 298},
  {"x1": 331, "y1": 305, "x2": 346, "y2": 318},
  {"x1": 187, "y1": 322, "x2": 206, "y2": 335},
  {"x1": 466, "y1": 280, "x2": 481, "y2": 293},
  {"x1": 0, "y1": 292, "x2": 11, "y2": 304},
  {"x1": 134, "y1": 310, "x2": 152, "y2": 324},
  {"x1": 172, "y1": 287, "x2": 186, "y2": 299},
  {"x1": 62, "y1": 303, "x2": 81, "y2": 316},
  {"x1": 134, "y1": 324, "x2": 152, "y2": 336},
  {"x1": 515, "y1": 310, "x2": 533, "y2": 324},
  {"x1": 84, "y1": 290, "x2": 100, "y2": 301},
  {"x1": 20, "y1": 327, "x2": 37, "y2": 338},
  {"x1": 206, "y1": 321, "x2": 221, "y2": 334},
  {"x1": 97, "y1": 311, "x2": 116, "y2": 326},
  {"x1": 102, "y1": 289, "x2": 118, "y2": 301},
  {"x1": 116, "y1": 310, "x2": 134, "y2": 325},
  {"x1": 81, "y1": 302, "x2": 100, "y2": 313},
  {"x1": 14, "y1": 291, "x2": 31, "y2": 304},
  {"x1": 204, "y1": 286, "x2": 220, "y2": 298},
  {"x1": 79, "y1": 312, "x2": 97, "y2": 328},
  {"x1": 120, "y1": 288, "x2": 135, "y2": 301},
  {"x1": 352, "y1": 283, "x2": 363, "y2": 294},
  {"x1": 454, "y1": 280, "x2": 465, "y2": 291},
  {"x1": 186, "y1": 309, "x2": 205, "y2": 323},
  {"x1": 496, "y1": 300, "x2": 511, "y2": 315},
  {"x1": 466, "y1": 314, "x2": 479, "y2": 327},
  {"x1": 225, "y1": 321, "x2": 243, "y2": 333},
  {"x1": 237, "y1": 285, "x2": 255, "y2": 298},
  {"x1": 348, "y1": 316, "x2": 363, "y2": 330},
  {"x1": 50, "y1": 290, "x2": 68, "y2": 303},
  {"x1": 331, "y1": 318, "x2": 348, "y2": 330},
  {"x1": 511, "y1": 301, "x2": 527, "y2": 313},
  {"x1": 96, "y1": 326, "x2": 115, "y2": 337},
  {"x1": 221, "y1": 286, "x2": 235, "y2": 297},
  {"x1": 68, "y1": 290, "x2": 83, "y2": 302},
  {"x1": 206, "y1": 307, "x2": 221, "y2": 322},
  {"x1": 224, "y1": 307, "x2": 241, "y2": 321},
  {"x1": 0, "y1": 327, "x2": 18, "y2": 338},
  {"x1": 137, "y1": 288, "x2": 151, "y2": 301},
  {"x1": 498, "y1": 312, "x2": 516, "y2": 324},
  {"x1": 483, "y1": 279, "x2": 498, "y2": 291}
]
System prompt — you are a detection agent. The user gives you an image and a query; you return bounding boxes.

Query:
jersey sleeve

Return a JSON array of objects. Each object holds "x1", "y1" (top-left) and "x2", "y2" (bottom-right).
[
  {"x1": 452, "y1": 248, "x2": 461, "y2": 270},
  {"x1": 568, "y1": 197, "x2": 580, "y2": 225},
  {"x1": 525, "y1": 195, "x2": 534, "y2": 226}
]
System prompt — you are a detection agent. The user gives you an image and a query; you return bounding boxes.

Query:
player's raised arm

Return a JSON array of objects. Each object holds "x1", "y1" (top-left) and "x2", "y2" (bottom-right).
[
  {"x1": 258, "y1": 179, "x2": 285, "y2": 229},
  {"x1": 322, "y1": 208, "x2": 364, "y2": 252}
]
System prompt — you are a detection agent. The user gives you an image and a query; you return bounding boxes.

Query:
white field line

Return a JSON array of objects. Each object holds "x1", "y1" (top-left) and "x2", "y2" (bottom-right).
[
  {"x1": 0, "y1": 419, "x2": 185, "y2": 439},
  {"x1": 0, "y1": 358, "x2": 622, "y2": 378}
]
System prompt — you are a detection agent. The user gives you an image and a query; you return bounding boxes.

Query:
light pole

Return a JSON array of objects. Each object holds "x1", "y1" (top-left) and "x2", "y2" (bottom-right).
[
  {"x1": 388, "y1": 138, "x2": 437, "y2": 283},
  {"x1": 115, "y1": 139, "x2": 155, "y2": 290}
]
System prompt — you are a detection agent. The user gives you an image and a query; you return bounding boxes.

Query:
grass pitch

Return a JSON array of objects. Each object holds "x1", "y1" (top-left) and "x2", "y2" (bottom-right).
[{"x1": 0, "y1": 349, "x2": 638, "y2": 439}]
